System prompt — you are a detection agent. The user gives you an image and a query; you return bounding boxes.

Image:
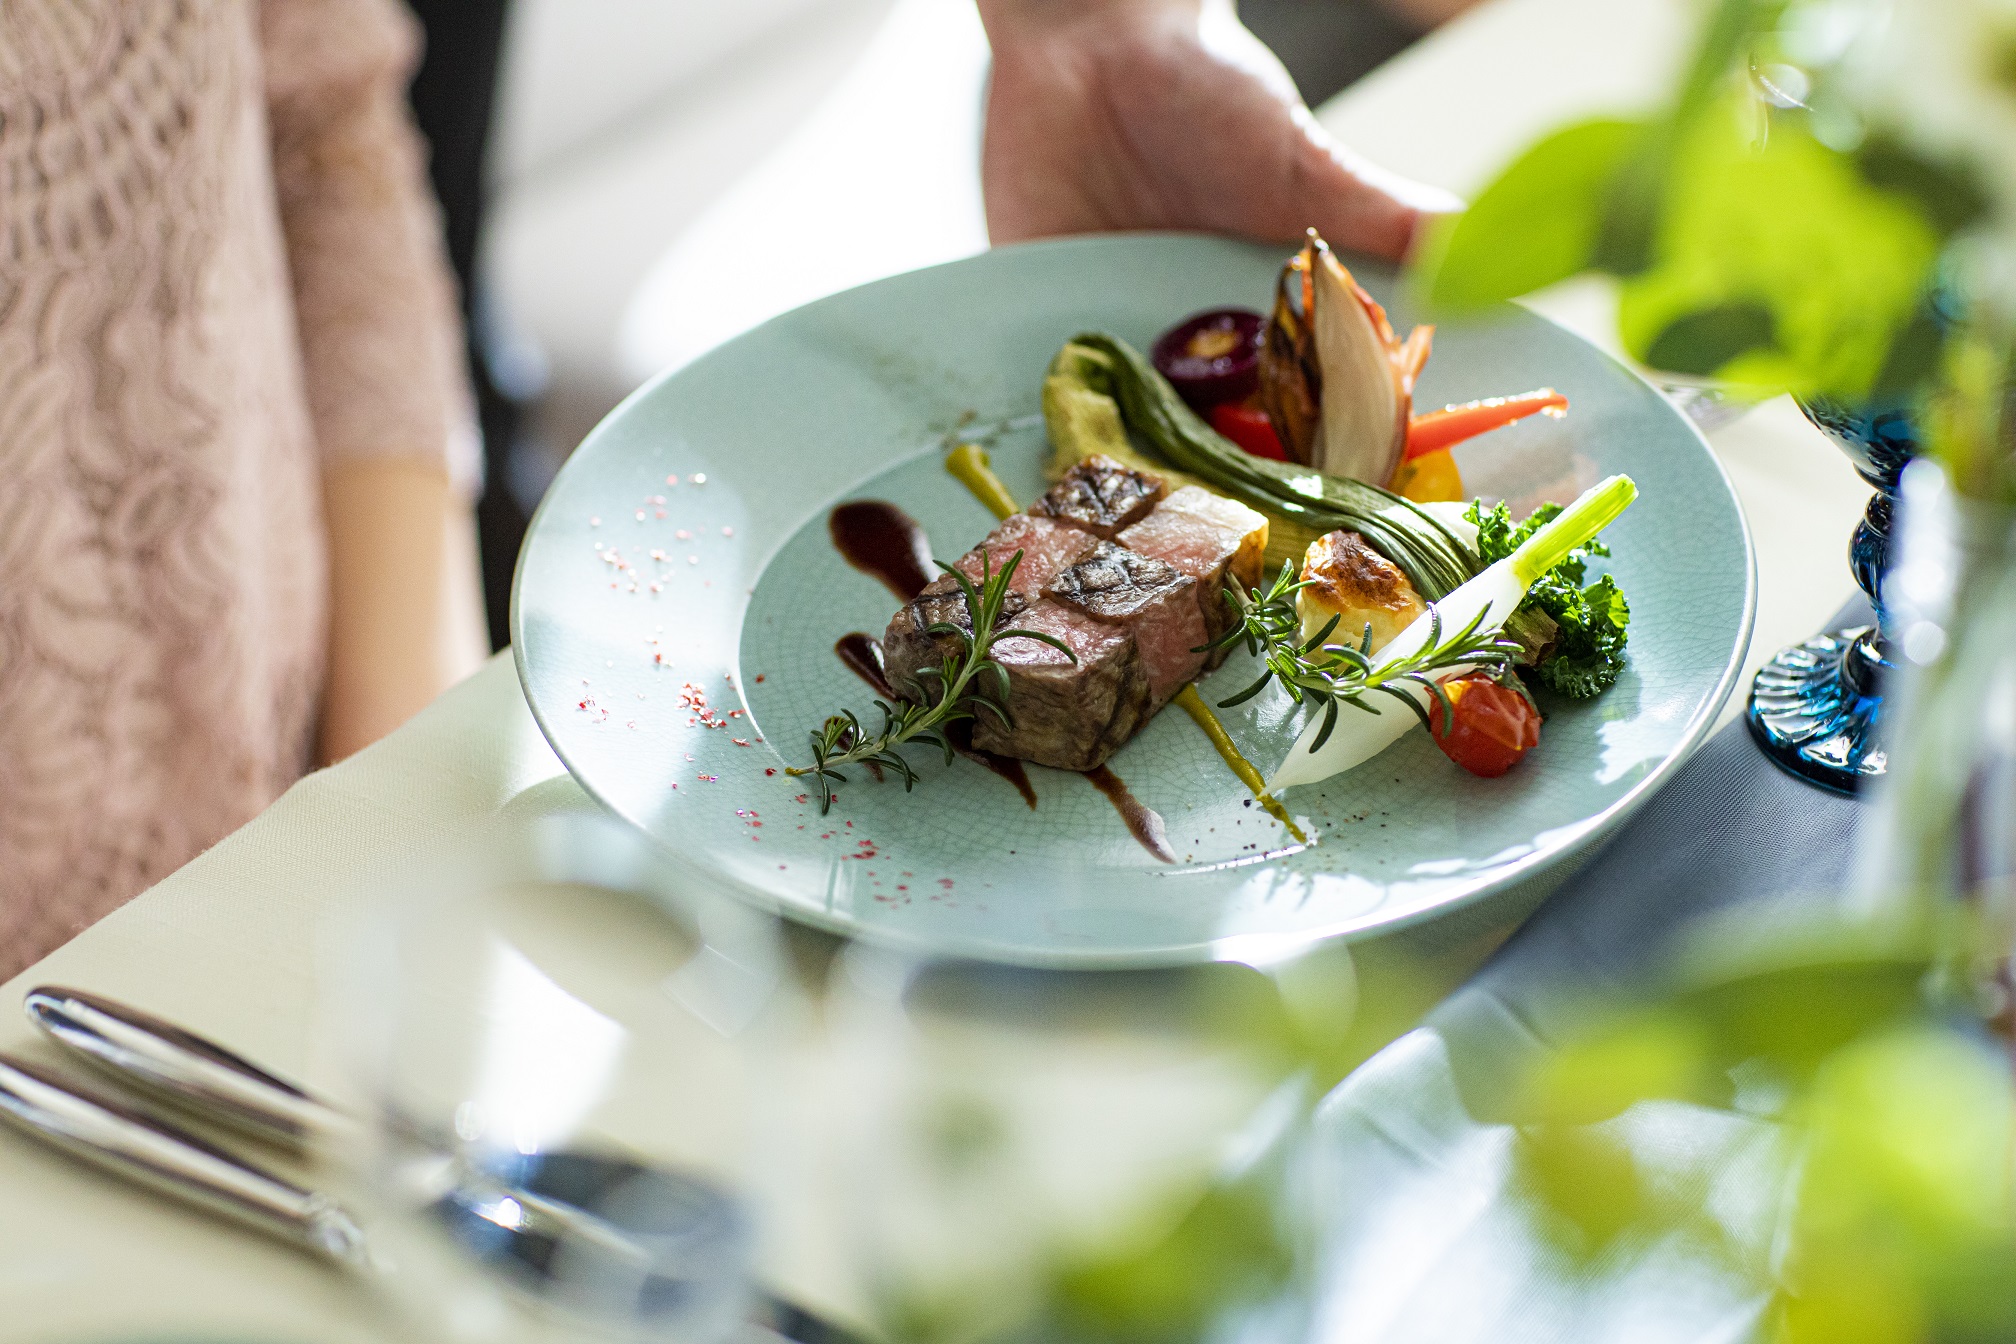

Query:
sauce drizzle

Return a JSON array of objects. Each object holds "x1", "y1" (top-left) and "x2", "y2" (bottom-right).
[
  {"x1": 830, "y1": 501, "x2": 936, "y2": 602},
  {"x1": 1082, "y1": 765, "x2": 1176, "y2": 864},
  {"x1": 834, "y1": 632, "x2": 893, "y2": 697},
  {"x1": 832, "y1": 634, "x2": 1038, "y2": 810}
]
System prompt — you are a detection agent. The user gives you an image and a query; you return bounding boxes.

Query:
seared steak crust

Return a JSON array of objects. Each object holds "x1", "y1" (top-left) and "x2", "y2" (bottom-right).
[
  {"x1": 877, "y1": 470, "x2": 1267, "y2": 771},
  {"x1": 1029, "y1": 455, "x2": 1168, "y2": 539},
  {"x1": 1117, "y1": 486, "x2": 1268, "y2": 669}
]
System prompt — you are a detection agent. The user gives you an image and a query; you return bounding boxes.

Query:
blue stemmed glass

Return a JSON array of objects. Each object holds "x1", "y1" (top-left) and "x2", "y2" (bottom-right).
[{"x1": 1745, "y1": 398, "x2": 1919, "y2": 792}]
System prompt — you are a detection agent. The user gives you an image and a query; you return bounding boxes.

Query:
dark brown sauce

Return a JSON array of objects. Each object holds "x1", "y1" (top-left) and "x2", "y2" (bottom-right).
[
  {"x1": 1083, "y1": 765, "x2": 1176, "y2": 865},
  {"x1": 830, "y1": 501, "x2": 936, "y2": 602},
  {"x1": 834, "y1": 632, "x2": 893, "y2": 697},
  {"x1": 948, "y1": 724, "x2": 1038, "y2": 810},
  {"x1": 833, "y1": 634, "x2": 1037, "y2": 810}
]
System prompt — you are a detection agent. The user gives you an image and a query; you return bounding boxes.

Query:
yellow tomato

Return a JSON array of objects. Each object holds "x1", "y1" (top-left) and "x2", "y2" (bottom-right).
[{"x1": 1390, "y1": 447, "x2": 1464, "y2": 503}]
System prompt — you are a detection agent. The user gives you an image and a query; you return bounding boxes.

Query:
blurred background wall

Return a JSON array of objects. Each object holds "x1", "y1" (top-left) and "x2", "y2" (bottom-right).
[{"x1": 407, "y1": 0, "x2": 1439, "y2": 645}]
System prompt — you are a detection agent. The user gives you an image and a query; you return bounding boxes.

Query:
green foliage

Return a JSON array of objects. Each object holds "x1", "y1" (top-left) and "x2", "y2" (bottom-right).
[
  {"x1": 1468, "y1": 500, "x2": 1631, "y2": 698},
  {"x1": 1410, "y1": 0, "x2": 1964, "y2": 406},
  {"x1": 1508, "y1": 926, "x2": 2016, "y2": 1344},
  {"x1": 1414, "y1": 119, "x2": 1645, "y2": 310},
  {"x1": 1614, "y1": 102, "x2": 1942, "y2": 401},
  {"x1": 1051, "y1": 1180, "x2": 1294, "y2": 1344},
  {"x1": 1773, "y1": 1027, "x2": 2016, "y2": 1344}
]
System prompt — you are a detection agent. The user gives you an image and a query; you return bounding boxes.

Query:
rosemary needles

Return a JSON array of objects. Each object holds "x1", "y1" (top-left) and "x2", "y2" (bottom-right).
[
  {"x1": 1201, "y1": 560, "x2": 1526, "y2": 754},
  {"x1": 787, "y1": 550, "x2": 1072, "y2": 813}
]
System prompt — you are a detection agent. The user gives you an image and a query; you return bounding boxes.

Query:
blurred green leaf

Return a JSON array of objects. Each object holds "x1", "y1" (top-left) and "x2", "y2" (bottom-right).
[
  {"x1": 1413, "y1": 119, "x2": 1644, "y2": 312},
  {"x1": 1781, "y1": 1028, "x2": 2016, "y2": 1342},
  {"x1": 1616, "y1": 102, "x2": 1943, "y2": 400},
  {"x1": 1674, "y1": 954, "x2": 1929, "y2": 1082},
  {"x1": 1513, "y1": 1122, "x2": 1650, "y2": 1254},
  {"x1": 1856, "y1": 135, "x2": 1993, "y2": 238},
  {"x1": 1053, "y1": 1180, "x2": 1292, "y2": 1344},
  {"x1": 1513, "y1": 1011, "x2": 1716, "y2": 1125},
  {"x1": 1643, "y1": 302, "x2": 1779, "y2": 375}
]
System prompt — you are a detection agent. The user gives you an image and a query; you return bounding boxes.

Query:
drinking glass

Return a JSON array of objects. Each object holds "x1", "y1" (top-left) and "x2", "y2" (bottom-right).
[
  {"x1": 335, "y1": 810, "x2": 791, "y2": 1344},
  {"x1": 1855, "y1": 460, "x2": 2016, "y2": 989},
  {"x1": 819, "y1": 945, "x2": 1349, "y2": 1344},
  {"x1": 1745, "y1": 397, "x2": 1920, "y2": 792}
]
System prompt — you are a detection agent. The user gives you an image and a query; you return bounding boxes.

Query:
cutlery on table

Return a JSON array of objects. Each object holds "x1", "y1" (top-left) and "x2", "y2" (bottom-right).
[
  {"x1": 0, "y1": 1051, "x2": 369, "y2": 1263},
  {"x1": 9, "y1": 986, "x2": 859, "y2": 1344}
]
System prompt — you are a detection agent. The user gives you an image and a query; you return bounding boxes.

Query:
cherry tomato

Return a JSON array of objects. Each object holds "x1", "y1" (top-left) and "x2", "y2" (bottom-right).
[
  {"x1": 1209, "y1": 401, "x2": 1288, "y2": 461},
  {"x1": 1428, "y1": 674, "x2": 1541, "y2": 778}
]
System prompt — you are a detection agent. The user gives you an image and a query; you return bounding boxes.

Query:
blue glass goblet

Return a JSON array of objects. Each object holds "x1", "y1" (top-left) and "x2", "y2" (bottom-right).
[{"x1": 1745, "y1": 398, "x2": 1918, "y2": 793}]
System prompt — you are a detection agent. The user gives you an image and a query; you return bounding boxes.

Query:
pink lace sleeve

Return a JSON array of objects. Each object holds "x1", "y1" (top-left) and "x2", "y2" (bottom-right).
[{"x1": 260, "y1": 0, "x2": 479, "y2": 494}]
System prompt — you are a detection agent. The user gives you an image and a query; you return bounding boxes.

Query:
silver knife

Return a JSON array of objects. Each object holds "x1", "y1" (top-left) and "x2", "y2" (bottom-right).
[
  {"x1": 0, "y1": 1052, "x2": 370, "y2": 1265},
  {"x1": 24, "y1": 985, "x2": 349, "y2": 1149},
  {"x1": 17, "y1": 988, "x2": 868, "y2": 1344}
]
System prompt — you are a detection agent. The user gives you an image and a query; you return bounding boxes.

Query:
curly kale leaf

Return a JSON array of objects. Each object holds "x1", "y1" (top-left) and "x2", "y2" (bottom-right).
[{"x1": 1466, "y1": 500, "x2": 1631, "y2": 698}]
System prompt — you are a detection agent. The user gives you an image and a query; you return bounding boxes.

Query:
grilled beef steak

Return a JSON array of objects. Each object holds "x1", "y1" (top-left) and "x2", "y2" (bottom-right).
[
  {"x1": 1028, "y1": 454, "x2": 1168, "y2": 539},
  {"x1": 878, "y1": 464, "x2": 1267, "y2": 771},
  {"x1": 1116, "y1": 486, "x2": 1268, "y2": 666},
  {"x1": 1045, "y1": 541, "x2": 1204, "y2": 705}
]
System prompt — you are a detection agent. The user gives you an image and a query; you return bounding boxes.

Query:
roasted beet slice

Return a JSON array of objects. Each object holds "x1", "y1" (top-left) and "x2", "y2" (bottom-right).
[{"x1": 1028, "y1": 455, "x2": 1168, "y2": 540}]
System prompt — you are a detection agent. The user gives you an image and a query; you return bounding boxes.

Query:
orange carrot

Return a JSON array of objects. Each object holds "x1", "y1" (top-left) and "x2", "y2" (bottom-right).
[{"x1": 1406, "y1": 389, "x2": 1568, "y2": 460}]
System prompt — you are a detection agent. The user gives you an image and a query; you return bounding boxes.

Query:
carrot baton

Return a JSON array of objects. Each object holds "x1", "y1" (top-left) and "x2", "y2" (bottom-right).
[{"x1": 1406, "y1": 389, "x2": 1569, "y2": 460}]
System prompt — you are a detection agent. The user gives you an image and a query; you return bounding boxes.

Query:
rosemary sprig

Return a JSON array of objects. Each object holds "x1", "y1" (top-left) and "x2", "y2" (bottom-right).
[
  {"x1": 1200, "y1": 561, "x2": 1527, "y2": 754},
  {"x1": 788, "y1": 549, "x2": 1073, "y2": 813}
]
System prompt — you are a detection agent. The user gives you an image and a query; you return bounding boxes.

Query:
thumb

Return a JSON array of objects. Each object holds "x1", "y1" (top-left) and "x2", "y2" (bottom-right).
[{"x1": 1287, "y1": 109, "x2": 1463, "y2": 263}]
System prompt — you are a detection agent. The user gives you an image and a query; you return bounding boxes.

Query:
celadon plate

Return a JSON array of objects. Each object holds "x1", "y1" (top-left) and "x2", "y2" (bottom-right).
[{"x1": 512, "y1": 234, "x2": 1755, "y2": 968}]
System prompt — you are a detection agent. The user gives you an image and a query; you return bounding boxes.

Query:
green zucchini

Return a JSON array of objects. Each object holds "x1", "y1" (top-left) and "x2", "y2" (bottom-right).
[{"x1": 1049, "y1": 333, "x2": 1484, "y2": 600}]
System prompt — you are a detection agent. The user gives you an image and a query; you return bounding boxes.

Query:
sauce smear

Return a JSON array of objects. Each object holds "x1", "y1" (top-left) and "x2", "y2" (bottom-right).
[
  {"x1": 832, "y1": 634, "x2": 1037, "y2": 809},
  {"x1": 830, "y1": 501, "x2": 936, "y2": 602},
  {"x1": 1083, "y1": 766, "x2": 1176, "y2": 864},
  {"x1": 949, "y1": 725, "x2": 1037, "y2": 810},
  {"x1": 834, "y1": 632, "x2": 893, "y2": 697}
]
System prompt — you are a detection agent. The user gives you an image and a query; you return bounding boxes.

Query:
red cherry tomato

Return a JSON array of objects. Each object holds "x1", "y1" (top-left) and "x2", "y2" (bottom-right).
[
  {"x1": 1428, "y1": 675, "x2": 1541, "y2": 778},
  {"x1": 1209, "y1": 402, "x2": 1288, "y2": 461}
]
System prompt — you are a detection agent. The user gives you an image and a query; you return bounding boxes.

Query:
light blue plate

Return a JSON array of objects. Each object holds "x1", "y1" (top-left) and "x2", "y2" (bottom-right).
[{"x1": 512, "y1": 234, "x2": 1754, "y2": 968}]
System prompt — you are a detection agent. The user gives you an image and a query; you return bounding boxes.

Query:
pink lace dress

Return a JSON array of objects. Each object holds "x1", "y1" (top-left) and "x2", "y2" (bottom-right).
[{"x1": 0, "y1": 0, "x2": 475, "y2": 976}]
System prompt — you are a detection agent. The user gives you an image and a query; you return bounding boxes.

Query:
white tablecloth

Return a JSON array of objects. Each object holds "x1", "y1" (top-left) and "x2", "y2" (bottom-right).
[{"x1": 0, "y1": 2, "x2": 1870, "y2": 1338}]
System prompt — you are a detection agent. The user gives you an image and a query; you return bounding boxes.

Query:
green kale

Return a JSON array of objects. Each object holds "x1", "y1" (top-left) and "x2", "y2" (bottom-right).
[{"x1": 1466, "y1": 499, "x2": 1631, "y2": 698}]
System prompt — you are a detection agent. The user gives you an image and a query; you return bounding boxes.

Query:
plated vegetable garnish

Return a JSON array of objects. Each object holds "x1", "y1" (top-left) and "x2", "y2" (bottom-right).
[{"x1": 790, "y1": 231, "x2": 1640, "y2": 836}]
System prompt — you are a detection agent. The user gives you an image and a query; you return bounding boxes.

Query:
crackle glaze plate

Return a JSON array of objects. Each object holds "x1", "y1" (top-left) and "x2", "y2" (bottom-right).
[{"x1": 512, "y1": 234, "x2": 1755, "y2": 968}]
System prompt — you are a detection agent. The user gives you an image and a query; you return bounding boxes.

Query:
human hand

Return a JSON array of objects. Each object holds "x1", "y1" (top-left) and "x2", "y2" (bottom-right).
[{"x1": 976, "y1": 0, "x2": 1459, "y2": 259}]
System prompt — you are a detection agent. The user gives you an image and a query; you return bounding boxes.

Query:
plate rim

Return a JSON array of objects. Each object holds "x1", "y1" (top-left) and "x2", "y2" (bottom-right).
[{"x1": 510, "y1": 230, "x2": 1759, "y2": 968}]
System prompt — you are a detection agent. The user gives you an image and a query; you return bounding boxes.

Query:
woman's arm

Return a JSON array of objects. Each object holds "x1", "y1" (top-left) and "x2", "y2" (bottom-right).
[
  {"x1": 261, "y1": 0, "x2": 488, "y2": 763},
  {"x1": 320, "y1": 460, "x2": 489, "y2": 762},
  {"x1": 975, "y1": 0, "x2": 1460, "y2": 256}
]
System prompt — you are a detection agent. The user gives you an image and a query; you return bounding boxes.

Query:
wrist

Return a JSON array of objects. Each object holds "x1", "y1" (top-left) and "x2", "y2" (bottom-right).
[{"x1": 977, "y1": 0, "x2": 1200, "y2": 53}]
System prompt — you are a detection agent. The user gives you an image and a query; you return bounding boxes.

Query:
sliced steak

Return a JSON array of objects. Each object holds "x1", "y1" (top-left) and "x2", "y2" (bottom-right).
[
  {"x1": 953, "y1": 512, "x2": 1099, "y2": 595},
  {"x1": 1116, "y1": 486, "x2": 1269, "y2": 667},
  {"x1": 1028, "y1": 455, "x2": 1167, "y2": 539},
  {"x1": 973, "y1": 601, "x2": 1149, "y2": 771},
  {"x1": 881, "y1": 524, "x2": 1150, "y2": 771},
  {"x1": 1044, "y1": 541, "x2": 1204, "y2": 706}
]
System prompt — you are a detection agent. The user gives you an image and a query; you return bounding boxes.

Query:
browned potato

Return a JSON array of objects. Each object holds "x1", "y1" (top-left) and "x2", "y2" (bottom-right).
[{"x1": 1297, "y1": 530, "x2": 1426, "y2": 654}]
